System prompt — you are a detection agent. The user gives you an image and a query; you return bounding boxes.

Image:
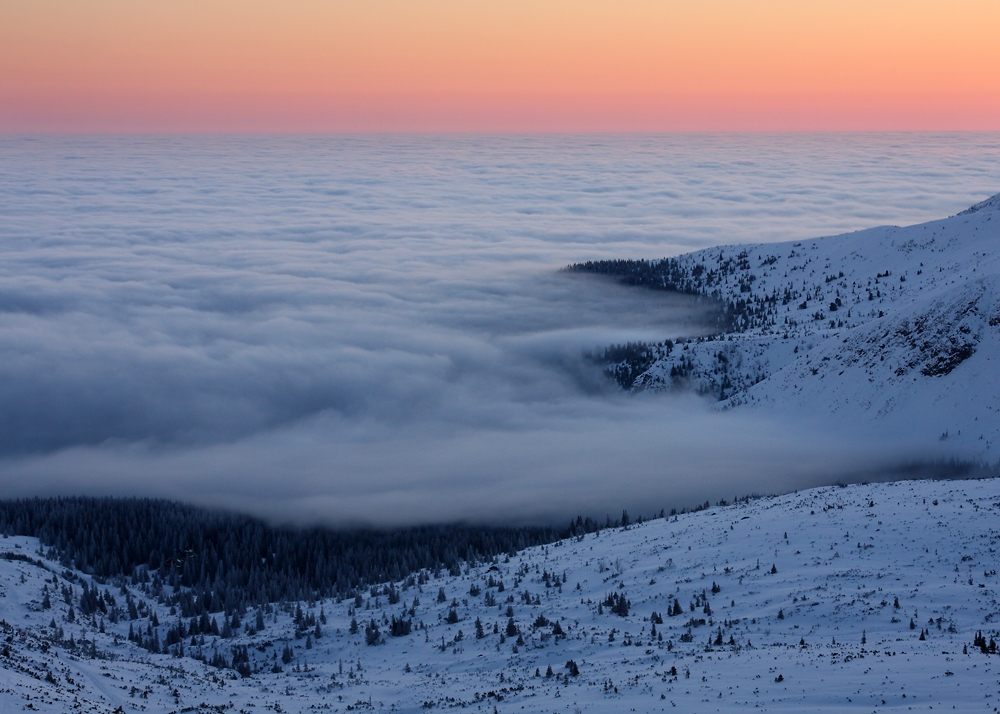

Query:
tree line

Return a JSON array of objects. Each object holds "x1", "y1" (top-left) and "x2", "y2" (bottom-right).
[
  {"x1": 0, "y1": 498, "x2": 710, "y2": 615},
  {"x1": 0, "y1": 496, "x2": 739, "y2": 619}
]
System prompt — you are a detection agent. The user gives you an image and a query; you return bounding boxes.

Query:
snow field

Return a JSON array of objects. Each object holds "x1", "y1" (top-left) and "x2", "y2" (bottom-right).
[
  {"x1": 629, "y1": 194, "x2": 1000, "y2": 462},
  {"x1": 0, "y1": 477, "x2": 998, "y2": 712}
]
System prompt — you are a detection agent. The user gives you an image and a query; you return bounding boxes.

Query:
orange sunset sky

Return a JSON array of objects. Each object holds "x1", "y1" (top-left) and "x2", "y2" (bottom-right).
[{"x1": 2, "y1": 0, "x2": 999, "y2": 133}]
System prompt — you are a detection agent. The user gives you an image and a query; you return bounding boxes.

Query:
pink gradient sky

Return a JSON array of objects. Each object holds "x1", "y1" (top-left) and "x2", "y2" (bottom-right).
[{"x1": 3, "y1": 0, "x2": 999, "y2": 133}]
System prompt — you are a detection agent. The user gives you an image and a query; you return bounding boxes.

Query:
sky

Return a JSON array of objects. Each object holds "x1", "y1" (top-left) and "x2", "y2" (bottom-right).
[{"x1": 2, "y1": 0, "x2": 999, "y2": 132}]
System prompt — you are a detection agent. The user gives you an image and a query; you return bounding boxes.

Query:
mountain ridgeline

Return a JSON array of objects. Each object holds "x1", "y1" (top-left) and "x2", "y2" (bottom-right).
[{"x1": 567, "y1": 194, "x2": 1000, "y2": 467}]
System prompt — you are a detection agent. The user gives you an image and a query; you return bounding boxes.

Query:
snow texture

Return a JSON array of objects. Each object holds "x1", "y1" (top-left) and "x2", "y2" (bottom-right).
[
  {"x1": 1, "y1": 477, "x2": 998, "y2": 712},
  {"x1": 626, "y1": 193, "x2": 1000, "y2": 462}
]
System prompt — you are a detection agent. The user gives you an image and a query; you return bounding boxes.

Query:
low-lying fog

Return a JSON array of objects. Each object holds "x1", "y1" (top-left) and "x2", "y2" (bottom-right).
[{"x1": 1, "y1": 133, "x2": 997, "y2": 527}]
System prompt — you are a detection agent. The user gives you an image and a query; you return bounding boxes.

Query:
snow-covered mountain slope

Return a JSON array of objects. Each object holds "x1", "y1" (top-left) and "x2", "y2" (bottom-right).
[
  {"x1": 598, "y1": 193, "x2": 1000, "y2": 461},
  {"x1": 2, "y1": 477, "x2": 999, "y2": 712}
]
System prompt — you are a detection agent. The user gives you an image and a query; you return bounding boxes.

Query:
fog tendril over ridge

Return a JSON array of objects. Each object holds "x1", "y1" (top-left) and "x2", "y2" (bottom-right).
[{"x1": 1, "y1": 134, "x2": 998, "y2": 526}]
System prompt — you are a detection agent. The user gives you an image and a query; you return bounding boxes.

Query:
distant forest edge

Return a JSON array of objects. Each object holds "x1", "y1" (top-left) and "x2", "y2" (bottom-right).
[
  {"x1": 565, "y1": 255, "x2": 778, "y2": 334},
  {"x1": 567, "y1": 256, "x2": 775, "y2": 389},
  {"x1": 0, "y1": 497, "x2": 714, "y2": 614}
]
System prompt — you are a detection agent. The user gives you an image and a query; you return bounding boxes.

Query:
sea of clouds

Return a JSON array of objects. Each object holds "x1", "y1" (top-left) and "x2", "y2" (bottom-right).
[{"x1": 1, "y1": 133, "x2": 997, "y2": 526}]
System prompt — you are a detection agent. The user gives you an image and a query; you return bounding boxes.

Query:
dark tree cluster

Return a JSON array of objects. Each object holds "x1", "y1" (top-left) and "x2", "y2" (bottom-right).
[
  {"x1": 364, "y1": 619, "x2": 381, "y2": 646},
  {"x1": 0, "y1": 497, "x2": 570, "y2": 612},
  {"x1": 566, "y1": 253, "x2": 776, "y2": 333},
  {"x1": 591, "y1": 341, "x2": 668, "y2": 389},
  {"x1": 973, "y1": 631, "x2": 997, "y2": 654},
  {"x1": 0, "y1": 495, "x2": 720, "y2": 638},
  {"x1": 389, "y1": 615, "x2": 411, "y2": 637},
  {"x1": 567, "y1": 256, "x2": 775, "y2": 391},
  {"x1": 602, "y1": 592, "x2": 630, "y2": 617}
]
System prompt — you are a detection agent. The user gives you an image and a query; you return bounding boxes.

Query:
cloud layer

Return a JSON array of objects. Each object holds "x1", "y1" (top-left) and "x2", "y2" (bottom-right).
[{"x1": 0, "y1": 134, "x2": 996, "y2": 526}]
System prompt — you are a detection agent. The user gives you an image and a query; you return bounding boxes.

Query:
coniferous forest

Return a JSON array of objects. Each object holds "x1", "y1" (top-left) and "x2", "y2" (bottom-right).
[{"x1": 0, "y1": 497, "x2": 671, "y2": 616}]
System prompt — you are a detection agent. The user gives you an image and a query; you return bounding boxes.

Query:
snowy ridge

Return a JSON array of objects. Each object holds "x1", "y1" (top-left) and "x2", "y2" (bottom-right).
[
  {"x1": 1, "y1": 477, "x2": 999, "y2": 712},
  {"x1": 622, "y1": 194, "x2": 1000, "y2": 460},
  {"x1": 957, "y1": 193, "x2": 1000, "y2": 216}
]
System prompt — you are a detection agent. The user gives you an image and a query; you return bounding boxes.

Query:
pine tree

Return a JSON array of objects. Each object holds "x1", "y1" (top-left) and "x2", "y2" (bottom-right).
[{"x1": 364, "y1": 619, "x2": 381, "y2": 646}]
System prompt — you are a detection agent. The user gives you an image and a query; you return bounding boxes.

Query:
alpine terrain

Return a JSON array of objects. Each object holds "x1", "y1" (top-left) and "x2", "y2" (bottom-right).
[
  {"x1": 0, "y1": 478, "x2": 998, "y2": 712},
  {"x1": 573, "y1": 193, "x2": 1000, "y2": 462}
]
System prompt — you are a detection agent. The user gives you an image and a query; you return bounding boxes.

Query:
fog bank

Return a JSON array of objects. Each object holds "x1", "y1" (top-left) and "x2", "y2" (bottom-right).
[{"x1": 0, "y1": 134, "x2": 996, "y2": 526}]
